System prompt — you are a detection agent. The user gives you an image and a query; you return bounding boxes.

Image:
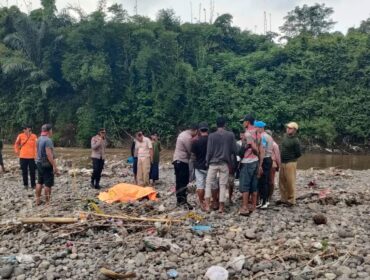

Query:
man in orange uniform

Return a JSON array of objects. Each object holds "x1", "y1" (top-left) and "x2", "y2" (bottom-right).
[{"x1": 14, "y1": 125, "x2": 37, "y2": 189}]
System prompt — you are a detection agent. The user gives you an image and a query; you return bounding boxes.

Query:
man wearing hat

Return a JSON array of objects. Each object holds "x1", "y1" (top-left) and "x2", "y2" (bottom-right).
[
  {"x1": 14, "y1": 125, "x2": 37, "y2": 189},
  {"x1": 255, "y1": 121, "x2": 274, "y2": 209},
  {"x1": 279, "y1": 122, "x2": 301, "y2": 206},
  {"x1": 191, "y1": 122, "x2": 209, "y2": 210}
]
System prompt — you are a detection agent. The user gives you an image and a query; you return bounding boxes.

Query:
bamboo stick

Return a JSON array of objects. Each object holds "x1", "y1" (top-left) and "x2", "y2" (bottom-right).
[
  {"x1": 19, "y1": 217, "x2": 78, "y2": 224},
  {"x1": 82, "y1": 212, "x2": 182, "y2": 223}
]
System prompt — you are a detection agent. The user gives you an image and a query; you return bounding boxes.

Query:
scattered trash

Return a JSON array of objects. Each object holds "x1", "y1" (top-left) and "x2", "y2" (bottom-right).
[
  {"x1": 192, "y1": 225, "x2": 212, "y2": 232},
  {"x1": 313, "y1": 214, "x2": 327, "y2": 225},
  {"x1": 228, "y1": 255, "x2": 245, "y2": 271},
  {"x1": 15, "y1": 254, "x2": 37, "y2": 264},
  {"x1": 127, "y1": 156, "x2": 134, "y2": 164},
  {"x1": 182, "y1": 212, "x2": 204, "y2": 222},
  {"x1": 143, "y1": 237, "x2": 182, "y2": 254},
  {"x1": 205, "y1": 266, "x2": 229, "y2": 280},
  {"x1": 1, "y1": 256, "x2": 17, "y2": 264},
  {"x1": 167, "y1": 269, "x2": 178, "y2": 278},
  {"x1": 319, "y1": 189, "x2": 331, "y2": 199}
]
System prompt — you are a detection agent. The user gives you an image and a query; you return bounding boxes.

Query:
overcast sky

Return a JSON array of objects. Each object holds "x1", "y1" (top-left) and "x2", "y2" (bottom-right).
[{"x1": 4, "y1": 0, "x2": 370, "y2": 34}]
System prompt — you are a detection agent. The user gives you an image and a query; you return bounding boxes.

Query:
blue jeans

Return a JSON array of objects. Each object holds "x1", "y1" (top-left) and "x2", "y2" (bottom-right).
[{"x1": 239, "y1": 161, "x2": 258, "y2": 193}]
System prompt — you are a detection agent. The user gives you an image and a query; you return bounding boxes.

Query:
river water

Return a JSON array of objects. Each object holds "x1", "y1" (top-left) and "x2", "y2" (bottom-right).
[{"x1": 2, "y1": 145, "x2": 370, "y2": 170}]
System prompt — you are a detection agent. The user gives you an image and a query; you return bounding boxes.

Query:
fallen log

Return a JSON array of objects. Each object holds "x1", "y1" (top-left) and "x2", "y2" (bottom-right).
[
  {"x1": 19, "y1": 217, "x2": 78, "y2": 224},
  {"x1": 100, "y1": 268, "x2": 136, "y2": 279},
  {"x1": 83, "y1": 212, "x2": 182, "y2": 223}
]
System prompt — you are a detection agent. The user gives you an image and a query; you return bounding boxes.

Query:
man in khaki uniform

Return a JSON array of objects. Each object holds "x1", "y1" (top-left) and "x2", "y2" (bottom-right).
[
  {"x1": 135, "y1": 132, "x2": 153, "y2": 186},
  {"x1": 279, "y1": 122, "x2": 301, "y2": 205}
]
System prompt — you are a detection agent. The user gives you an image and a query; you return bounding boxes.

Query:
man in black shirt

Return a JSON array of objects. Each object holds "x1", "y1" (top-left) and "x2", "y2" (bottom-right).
[{"x1": 191, "y1": 122, "x2": 209, "y2": 210}]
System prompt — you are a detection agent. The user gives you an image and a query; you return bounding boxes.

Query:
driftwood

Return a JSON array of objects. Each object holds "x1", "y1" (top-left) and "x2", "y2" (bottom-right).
[
  {"x1": 100, "y1": 268, "x2": 136, "y2": 279},
  {"x1": 19, "y1": 217, "x2": 78, "y2": 224},
  {"x1": 83, "y1": 212, "x2": 182, "y2": 223}
]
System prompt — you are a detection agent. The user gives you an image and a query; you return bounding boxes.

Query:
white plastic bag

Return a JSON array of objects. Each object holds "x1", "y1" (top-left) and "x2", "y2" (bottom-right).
[{"x1": 205, "y1": 266, "x2": 229, "y2": 280}]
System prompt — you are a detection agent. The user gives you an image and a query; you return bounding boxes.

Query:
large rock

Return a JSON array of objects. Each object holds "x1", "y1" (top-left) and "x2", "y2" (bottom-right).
[{"x1": 0, "y1": 265, "x2": 14, "y2": 279}]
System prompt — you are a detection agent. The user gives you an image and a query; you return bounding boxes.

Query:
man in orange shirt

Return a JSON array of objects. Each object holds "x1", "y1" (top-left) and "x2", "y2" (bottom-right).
[{"x1": 14, "y1": 125, "x2": 37, "y2": 189}]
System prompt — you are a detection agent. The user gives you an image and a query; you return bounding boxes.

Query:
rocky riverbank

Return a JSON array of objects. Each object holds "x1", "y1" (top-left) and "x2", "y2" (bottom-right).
[{"x1": 0, "y1": 158, "x2": 369, "y2": 280}]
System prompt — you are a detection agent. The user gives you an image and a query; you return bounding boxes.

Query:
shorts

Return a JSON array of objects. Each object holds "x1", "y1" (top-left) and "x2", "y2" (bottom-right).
[
  {"x1": 239, "y1": 161, "x2": 258, "y2": 193},
  {"x1": 195, "y1": 169, "x2": 207, "y2": 189},
  {"x1": 36, "y1": 162, "x2": 54, "y2": 187},
  {"x1": 133, "y1": 157, "x2": 138, "y2": 176},
  {"x1": 150, "y1": 162, "x2": 159, "y2": 181}
]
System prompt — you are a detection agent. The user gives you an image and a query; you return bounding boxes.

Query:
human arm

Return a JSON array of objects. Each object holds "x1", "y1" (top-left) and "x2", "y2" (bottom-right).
[
  {"x1": 45, "y1": 146, "x2": 59, "y2": 175},
  {"x1": 14, "y1": 135, "x2": 21, "y2": 154},
  {"x1": 91, "y1": 136, "x2": 102, "y2": 150}
]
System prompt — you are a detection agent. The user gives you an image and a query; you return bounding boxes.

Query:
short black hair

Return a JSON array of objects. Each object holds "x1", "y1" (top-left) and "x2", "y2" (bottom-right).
[
  {"x1": 41, "y1": 124, "x2": 52, "y2": 132},
  {"x1": 243, "y1": 114, "x2": 255, "y2": 125},
  {"x1": 216, "y1": 116, "x2": 226, "y2": 128},
  {"x1": 190, "y1": 123, "x2": 199, "y2": 130}
]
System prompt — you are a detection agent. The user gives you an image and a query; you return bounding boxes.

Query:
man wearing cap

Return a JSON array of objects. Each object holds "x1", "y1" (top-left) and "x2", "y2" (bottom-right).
[
  {"x1": 279, "y1": 122, "x2": 301, "y2": 206},
  {"x1": 173, "y1": 124, "x2": 199, "y2": 209},
  {"x1": 239, "y1": 114, "x2": 262, "y2": 215},
  {"x1": 205, "y1": 117, "x2": 237, "y2": 213},
  {"x1": 14, "y1": 125, "x2": 37, "y2": 189},
  {"x1": 191, "y1": 122, "x2": 209, "y2": 210},
  {"x1": 255, "y1": 121, "x2": 274, "y2": 209},
  {"x1": 35, "y1": 124, "x2": 59, "y2": 205},
  {"x1": 91, "y1": 128, "x2": 107, "y2": 189}
]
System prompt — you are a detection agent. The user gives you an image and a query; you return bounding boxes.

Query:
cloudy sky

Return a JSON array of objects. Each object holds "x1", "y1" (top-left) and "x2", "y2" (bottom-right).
[{"x1": 4, "y1": 0, "x2": 370, "y2": 34}]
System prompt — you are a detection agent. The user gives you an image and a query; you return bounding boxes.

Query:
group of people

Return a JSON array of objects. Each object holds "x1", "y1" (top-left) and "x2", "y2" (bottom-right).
[
  {"x1": 12, "y1": 124, "x2": 58, "y2": 205},
  {"x1": 173, "y1": 114, "x2": 301, "y2": 215},
  {"x1": 5, "y1": 114, "x2": 300, "y2": 212}
]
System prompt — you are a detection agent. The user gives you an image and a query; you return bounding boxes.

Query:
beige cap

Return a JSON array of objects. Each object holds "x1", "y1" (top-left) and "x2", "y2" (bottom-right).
[{"x1": 286, "y1": 122, "x2": 299, "y2": 130}]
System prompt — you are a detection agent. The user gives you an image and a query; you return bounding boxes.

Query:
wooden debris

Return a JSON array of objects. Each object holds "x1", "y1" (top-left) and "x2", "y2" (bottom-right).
[
  {"x1": 83, "y1": 212, "x2": 182, "y2": 223},
  {"x1": 100, "y1": 268, "x2": 136, "y2": 279},
  {"x1": 19, "y1": 217, "x2": 78, "y2": 224}
]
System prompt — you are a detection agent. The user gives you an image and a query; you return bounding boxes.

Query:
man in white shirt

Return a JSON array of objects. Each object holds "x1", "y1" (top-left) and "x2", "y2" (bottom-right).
[{"x1": 135, "y1": 132, "x2": 153, "y2": 186}]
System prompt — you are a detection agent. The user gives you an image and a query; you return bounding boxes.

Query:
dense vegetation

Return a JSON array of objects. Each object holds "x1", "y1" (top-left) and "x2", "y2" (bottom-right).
[{"x1": 0, "y1": 1, "x2": 369, "y2": 147}]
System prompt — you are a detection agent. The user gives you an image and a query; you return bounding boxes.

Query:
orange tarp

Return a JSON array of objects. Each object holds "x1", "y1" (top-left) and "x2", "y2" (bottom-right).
[{"x1": 98, "y1": 183, "x2": 157, "y2": 203}]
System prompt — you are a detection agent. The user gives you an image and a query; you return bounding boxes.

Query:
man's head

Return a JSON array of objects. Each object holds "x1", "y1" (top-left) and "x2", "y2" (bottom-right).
[
  {"x1": 198, "y1": 122, "x2": 209, "y2": 135},
  {"x1": 239, "y1": 130, "x2": 245, "y2": 140},
  {"x1": 151, "y1": 132, "x2": 158, "y2": 141},
  {"x1": 254, "y1": 121, "x2": 266, "y2": 132},
  {"x1": 41, "y1": 124, "x2": 53, "y2": 136},
  {"x1": 266, "y1": 129, "x2": 273, "y2": 137},
  {"x1": 286, "y1": 122, "x2": 299, "y2": 135},
  {"x1": 136, "y1": 131, "x2": 144, "y2": 142},
  {"x1": 22, "y1": 124, "x2": 32, "y2": 134},
  {"x1": 216, "y1": 116, "x2": 226, "y2": 128},
  {"x1": 98, "y1": 128, "x2": 106, "y2": 137},
  {"x1": 189, "y1": 123, "x2": 199, "y2": 137},
  {"x1": 242, "y1": 114, "x2": 255, "y2": 128}
]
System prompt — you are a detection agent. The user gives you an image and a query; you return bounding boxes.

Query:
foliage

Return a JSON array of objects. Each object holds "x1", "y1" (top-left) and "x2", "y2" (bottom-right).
[{"x1": 0, "y1": 3, "x2": 369, "y2": 147}]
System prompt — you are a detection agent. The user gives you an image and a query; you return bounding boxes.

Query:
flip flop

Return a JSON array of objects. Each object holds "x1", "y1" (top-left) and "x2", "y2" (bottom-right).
[{"x1": 239, "y1": 209, "x2": 250, "y2": 216}]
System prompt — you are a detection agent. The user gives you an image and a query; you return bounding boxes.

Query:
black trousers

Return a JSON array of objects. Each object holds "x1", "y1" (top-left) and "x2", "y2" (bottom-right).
[
  {"x1": 258, "y1": 157, "x2": 273, "y2": 204},
  {"x1": 20, "y1": 158, "x2": 36, "y2": 187},
  {"x1": 92, "y1": 158, "x2": 105, "y2": 186},
  {"x1": 173, "y1": 161, "x2": 189, "y2": 204}
]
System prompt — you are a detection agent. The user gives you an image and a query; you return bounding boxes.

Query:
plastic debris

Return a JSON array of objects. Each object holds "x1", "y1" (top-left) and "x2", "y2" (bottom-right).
[
  {"x1": 167, "y1": 269, "x2": 178, "y2": 278},
  {"x1": 192, "y1": 225, "x2": 212, "y2": 232},
  {"x1": 15, "y1": 254, "x2": 36, "y2": 264},
  {"x1": 205, "y1": 266, "x2": 229, "y2": 280}
]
